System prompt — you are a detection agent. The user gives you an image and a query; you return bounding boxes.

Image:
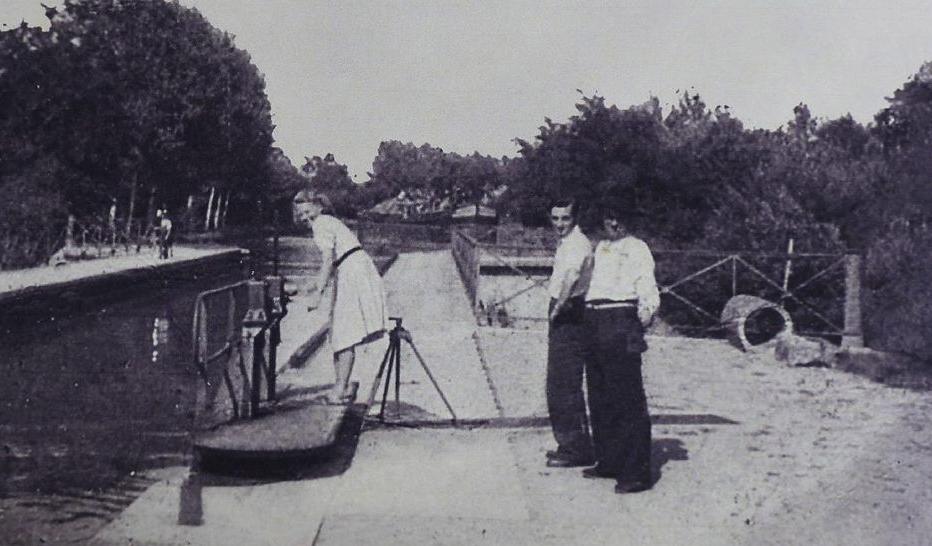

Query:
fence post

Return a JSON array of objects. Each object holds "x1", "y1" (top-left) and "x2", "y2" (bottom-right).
[
  {"x1": 842, "y1": 253, "x2": 864, "y2": 348},
  {"x1": 473, "y1": 241, "x2": 481, "y2": 312}
]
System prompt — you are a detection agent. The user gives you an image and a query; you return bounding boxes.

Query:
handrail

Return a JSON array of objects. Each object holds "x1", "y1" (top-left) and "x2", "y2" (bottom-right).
[
  {"x1": 450, "y1": 227, "x2": 860, "y2": 342},
  {"x1": 190, "y1": 276, "x2": 288, "y2": 427},
  {"x1": 190, "y1": 279, "x2": 249, "y2": 365}
]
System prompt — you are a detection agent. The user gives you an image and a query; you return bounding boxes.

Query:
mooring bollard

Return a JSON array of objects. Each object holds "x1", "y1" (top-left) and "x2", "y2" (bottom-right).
[{"x1": 177, "y1": 471, "x2": 203, "y2": 526}]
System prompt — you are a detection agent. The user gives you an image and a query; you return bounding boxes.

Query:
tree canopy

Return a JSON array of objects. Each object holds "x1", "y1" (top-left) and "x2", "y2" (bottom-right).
[{"x1": 0, "y1": 0, "x2": 293, "y2": 245}]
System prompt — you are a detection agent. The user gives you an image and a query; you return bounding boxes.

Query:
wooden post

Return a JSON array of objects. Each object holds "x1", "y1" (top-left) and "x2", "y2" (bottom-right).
[
  {"x1": 842, "y1": 254, "x2": 864, "y2": 348},
  {"x1": 731, "y1": 256, "x2": 737, "y2": 297},
  {"x1": 473, "y1": 238, "x2": 481, "y2": 312},
  {"x1": 177, "y1": 471, "x2": 203, "y2": 526},
  {"x1": 780, "y1": 238, "x2": 795, "y2": 308}
]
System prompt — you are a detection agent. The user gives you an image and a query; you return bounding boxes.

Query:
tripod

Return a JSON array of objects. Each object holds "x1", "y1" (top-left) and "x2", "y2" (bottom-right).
[{"x1": 365, "y1": 317, "x2": 457, "y2": 423}]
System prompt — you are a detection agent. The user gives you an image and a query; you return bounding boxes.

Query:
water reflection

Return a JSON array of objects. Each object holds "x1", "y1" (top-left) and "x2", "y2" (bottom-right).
[
  {"x1": 0, "y1": 236, "x2": 319, "y2": 495},
  {"x1": 151, "y1": 315, "x2": 171, "y2": 363},
  {"x1": 0, "y1": 263, "x2": 245, "y2": 493}
]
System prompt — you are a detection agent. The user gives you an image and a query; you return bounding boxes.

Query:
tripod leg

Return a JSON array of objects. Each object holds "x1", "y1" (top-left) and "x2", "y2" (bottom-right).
[
  {"x1": 393, "y1": 336, "x2": 404, "y2": 419},
  {"x1": 379, "y1": 340, "x2": 397, "y2": 421},
  {"x1": 365, "y1": 337, "x2": 394, "y2": 410},
  {"x1": 403, "y1": 338, "x2": 458, "y2": 423},
  {"x1": 394, "y1": 339, "x2": 401, "y2": 415}
]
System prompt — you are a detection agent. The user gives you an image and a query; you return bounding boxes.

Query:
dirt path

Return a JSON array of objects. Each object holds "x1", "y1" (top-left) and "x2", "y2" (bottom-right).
[{"x1": 478, "y1": 329, "x2": 932, "y2": 545}]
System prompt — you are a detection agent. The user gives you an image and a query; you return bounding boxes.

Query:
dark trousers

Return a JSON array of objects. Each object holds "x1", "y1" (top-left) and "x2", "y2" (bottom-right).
[
  {"x1": 546, "y1": 297, "x2": 593, "y2": 459},
  {"x1": 584, "y1": 306, "x2": 652, "y2": 485}
]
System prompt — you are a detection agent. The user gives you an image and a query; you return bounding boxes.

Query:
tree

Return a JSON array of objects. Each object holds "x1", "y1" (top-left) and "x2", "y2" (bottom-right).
[
  {"x1": 301, "y1": 153, "x2": 359, "y2": 217},
  {"x1": 365, "y1": 140, "x2": 506, "y2": 215},
  {"x1": 0, "y1": 0, "x2": 275, "y2": 230}
]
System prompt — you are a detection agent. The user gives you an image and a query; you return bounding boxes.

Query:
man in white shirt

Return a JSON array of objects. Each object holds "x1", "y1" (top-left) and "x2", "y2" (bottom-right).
[
  {"x1": 544, "y1": 199, "x2": 595, "y2": 468},
  {"x1": 582, "y1": 204, "x2": 659, "y2": 493}
]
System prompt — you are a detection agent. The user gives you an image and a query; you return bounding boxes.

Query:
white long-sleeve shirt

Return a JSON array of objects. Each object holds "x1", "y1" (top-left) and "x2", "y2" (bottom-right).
[
  {"x1": 548, "y1": 225, "x2": 592, "y2": 300},
  {"x1": 585, "y1": 236, "x2": 660, "y2": 324}
]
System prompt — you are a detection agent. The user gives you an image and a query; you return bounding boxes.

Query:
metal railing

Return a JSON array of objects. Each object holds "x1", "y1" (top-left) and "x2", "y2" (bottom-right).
[
  {"x1": 654, "y1": 250, "x2": 860, "y2": 343},
  {"x1": 55, "y1": 214, "x2": 159, "y2": 262},
  {"x1": 449, "y1": 228, "x2": 862, "y2": 344},
  {"x1": 451, "y1": 229, "x2": 554, "y2": 326},
  {"x1": 190, "y1": 276, "x2": 287, "y2": 429},
  {"x1": 451, "y1": 229, "x2": 482, "y2": 309}
]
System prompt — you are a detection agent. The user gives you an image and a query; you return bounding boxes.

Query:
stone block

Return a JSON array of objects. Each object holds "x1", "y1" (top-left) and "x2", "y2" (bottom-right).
[{"x1": 774, "y1": 333, "x2": 835, "y2": 367}]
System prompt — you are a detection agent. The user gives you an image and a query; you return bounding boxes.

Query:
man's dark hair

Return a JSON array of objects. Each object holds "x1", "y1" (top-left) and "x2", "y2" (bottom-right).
[
  {"x1": 549, "y1": 198, "x2": 577, "y2": 218},
  {"x1": 598, "y1": 201, "x2": 643, "y2": 229}
]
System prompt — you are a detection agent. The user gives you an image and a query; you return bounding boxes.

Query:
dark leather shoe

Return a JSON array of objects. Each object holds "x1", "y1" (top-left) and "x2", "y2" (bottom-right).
[
  {"x1": 546, "y1": 449, "x2": 590, "y2": 459},
  {"x1": 614, "y1": 481, "x2": 652, "y2": 494},
  {"x1": 581, "y1": 466, "x2": 614, "y2": 479},
  {"x1": 546, "y1": 456, "x2": 595, "y2": 468}
]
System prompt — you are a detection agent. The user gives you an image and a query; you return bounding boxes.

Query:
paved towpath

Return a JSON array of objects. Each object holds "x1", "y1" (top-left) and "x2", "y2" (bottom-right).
[
  {"x1": 91, "y1": 249, "x2": 932, "y2": 546},
  {"x1": 0, "y1": 245, "x2": 242, "y2": 299}
]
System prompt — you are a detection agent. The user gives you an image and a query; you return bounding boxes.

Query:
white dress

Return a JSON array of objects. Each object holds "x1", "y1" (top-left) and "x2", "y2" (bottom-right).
[{"x1": 312, "y1": 215, "x2": 387, "y2": 352}]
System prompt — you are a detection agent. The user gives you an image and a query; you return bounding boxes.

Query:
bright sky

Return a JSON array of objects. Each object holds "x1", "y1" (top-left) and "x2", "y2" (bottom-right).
[{"x1": 5, "y1": 1, "x2": 932, "y2": 180}]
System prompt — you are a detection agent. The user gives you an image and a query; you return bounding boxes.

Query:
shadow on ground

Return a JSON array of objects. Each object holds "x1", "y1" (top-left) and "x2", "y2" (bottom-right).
[{"x1": 651, "y1": 437, "x2": 689, "y2": 486}]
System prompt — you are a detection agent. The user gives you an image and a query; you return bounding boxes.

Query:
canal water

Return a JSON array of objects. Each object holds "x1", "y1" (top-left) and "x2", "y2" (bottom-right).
[{"x1": 0, "y1": 237, "x2": 315, "y2": 496}]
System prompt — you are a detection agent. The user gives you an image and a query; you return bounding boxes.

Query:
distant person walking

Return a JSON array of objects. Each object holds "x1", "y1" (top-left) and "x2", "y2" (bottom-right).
[
  {"x1": 544, "y1": 199, "x2": 595, "y2": 468},
  {"x1": 293, "y1": 190, "x2": 387, "y2": 403},
  {"x1": 108, "y1": 197, "x2": 117, "y2": 250},
  {"x1": 158, "y1": 208, "x2": 173, "y2": 259},
  {"x1": 582, "y1": 204, "x2": 659, "y2": 494}
]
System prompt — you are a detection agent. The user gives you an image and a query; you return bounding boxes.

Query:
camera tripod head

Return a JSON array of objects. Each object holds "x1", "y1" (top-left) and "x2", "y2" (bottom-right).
[{"x1": 389, "y1": 316, "x2": 403, "y2": 329}]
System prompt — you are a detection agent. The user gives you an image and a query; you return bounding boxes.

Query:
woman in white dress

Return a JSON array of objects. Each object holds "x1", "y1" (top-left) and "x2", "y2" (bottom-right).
[{"x1": 293, "y1": 190, "x2": 387, "y2": 403}]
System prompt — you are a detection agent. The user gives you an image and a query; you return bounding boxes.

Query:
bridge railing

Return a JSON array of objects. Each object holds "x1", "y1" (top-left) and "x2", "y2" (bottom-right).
[
  {"x1": 450, "y1": 228, "x2": 861, "y2": 345},
  {"x1": 190, "y1": 276, "x2": 287, "y2": 429},
  {"x1": 654, "y1": 250, "x2": 860, "y2": 344},
  {"x1": 451, "y1": 229, "x2": 482, "y2": 309}
]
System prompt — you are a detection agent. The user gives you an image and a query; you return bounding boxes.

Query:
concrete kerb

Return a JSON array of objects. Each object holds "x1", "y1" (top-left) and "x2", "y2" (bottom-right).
[
  {"x1": 0, "y1": 247, "x2": 247, "y2": 305},
  {"x1": 280, "y1": 324, "x2": 330, "y2": 373}
]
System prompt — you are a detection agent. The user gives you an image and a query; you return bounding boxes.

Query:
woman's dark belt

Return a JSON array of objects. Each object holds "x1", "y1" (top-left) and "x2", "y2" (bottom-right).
[
  {"x1": 585, "y1": 298, "x2": 638, "y2": 309},
  {"x1": 334, "y1": 246, "x2": 363, "y2": 268}
]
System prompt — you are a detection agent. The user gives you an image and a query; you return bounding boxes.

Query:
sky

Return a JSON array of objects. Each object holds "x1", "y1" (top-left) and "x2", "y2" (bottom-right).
[{"x1": 5, "y1": 1, "x2": 932, "y2": 180}]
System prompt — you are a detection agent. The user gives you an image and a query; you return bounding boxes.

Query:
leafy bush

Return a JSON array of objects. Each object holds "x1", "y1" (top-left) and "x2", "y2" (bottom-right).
[
  {"x1": 864, "y1": 224, "x2": 932, "y2": 361},
  {"x1": 0, "y1": 174, "x2": 67, "y2": 269}
]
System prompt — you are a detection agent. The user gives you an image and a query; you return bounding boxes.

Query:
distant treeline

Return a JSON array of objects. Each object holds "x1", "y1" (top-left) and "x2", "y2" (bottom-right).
[{"x1": 312, "y1": 72, "x2": 932, "y2": 363}]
